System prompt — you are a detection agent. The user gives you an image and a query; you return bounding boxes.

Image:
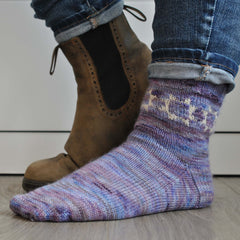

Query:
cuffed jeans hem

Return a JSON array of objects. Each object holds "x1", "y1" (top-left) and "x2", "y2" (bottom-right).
[
  {"x1": 152, "y1": 48, "x2": 239, "y2": 78},
  {"x1": 148, "y1": 62, "x2": 235, "y2": 93},
  {"x1": 55, "y1": 0, "x2": 123, "y2": 43}
]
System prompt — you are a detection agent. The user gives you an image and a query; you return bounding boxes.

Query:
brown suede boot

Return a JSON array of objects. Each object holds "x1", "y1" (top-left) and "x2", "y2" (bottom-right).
[{"x1": 22, "y1": 13, "x2": 151, "y2": 191}]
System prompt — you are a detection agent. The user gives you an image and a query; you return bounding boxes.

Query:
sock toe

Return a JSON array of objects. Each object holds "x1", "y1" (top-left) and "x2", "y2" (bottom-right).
[{"x1": 10, "y1": 195, "x2": 39, "y2": 221}]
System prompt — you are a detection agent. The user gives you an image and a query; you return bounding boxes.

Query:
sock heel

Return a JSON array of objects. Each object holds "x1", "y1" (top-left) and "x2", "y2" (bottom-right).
[{"x1": 188, "y1": 164, "x2": 214, "y2": 208}]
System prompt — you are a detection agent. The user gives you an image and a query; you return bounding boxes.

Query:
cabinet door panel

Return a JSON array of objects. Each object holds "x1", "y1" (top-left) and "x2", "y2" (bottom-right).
[
  {"x1": 210, "y1": 134, "x2": 240, "y2": 175},
  {"x1": 0, "y1": 132, "x2": 69, "y2": 173},
  {"x1": 0, "y1": 1, "x2": 239, "y2": 175},
  {"x1": 1, "y1": 1, "x2": 239, "y2": 131},
  {"x1": 0, "y1": 1, "x2": 76, "y2": 130}
]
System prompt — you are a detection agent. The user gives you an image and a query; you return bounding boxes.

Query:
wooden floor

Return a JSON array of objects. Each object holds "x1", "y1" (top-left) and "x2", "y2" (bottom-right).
[{"x1": 0, "y1": 176, "x2": 240, "y2": 240}]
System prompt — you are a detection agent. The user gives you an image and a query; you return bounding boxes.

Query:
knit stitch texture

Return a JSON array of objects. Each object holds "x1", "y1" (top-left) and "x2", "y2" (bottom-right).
[{"x1": 10, "y1": 79, "x2": 226, "y2": 221}]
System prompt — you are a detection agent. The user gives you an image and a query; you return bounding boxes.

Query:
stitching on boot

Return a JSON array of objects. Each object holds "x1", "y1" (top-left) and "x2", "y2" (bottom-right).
[
  {"x1": 110, "y1": 20, "x2": 138, "y2": 113},
  {"x1": 70, "y1": 20, "x2": 140, "y2": 119},
  {"x1": 72, "y1": 38, "x2": 128, "y2": 119}
]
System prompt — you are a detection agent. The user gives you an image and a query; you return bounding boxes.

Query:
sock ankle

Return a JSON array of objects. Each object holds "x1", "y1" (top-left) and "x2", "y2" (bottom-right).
[{"x1": 10, "y1": 78, "x2": 226, "y2": 221}]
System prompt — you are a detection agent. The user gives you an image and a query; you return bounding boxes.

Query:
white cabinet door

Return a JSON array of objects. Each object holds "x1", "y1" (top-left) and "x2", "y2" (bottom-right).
[
  {"x1": 0, "y1": 132, "x2": 69, "y2": 173},
  {"x1": 0, "y1": 132, "x2": 239, "y2": 175},
  {"x1": 210, "y1": 134, "x2": 240, "y2": 175},
  {"x1": 1, "y1": 0, "x2": 239, "y2": 131},
  {"x1": 0, "y1": 1, "x2": 76, "y2": 131},
  {"x1": 0, "y1": 0, "x2": 239, "y2": 174}
]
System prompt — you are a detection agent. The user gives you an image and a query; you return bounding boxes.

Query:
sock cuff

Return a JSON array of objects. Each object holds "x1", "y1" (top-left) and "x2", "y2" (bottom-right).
[{"x1": 149, "y1": 78, "x2": 226, "y2": 104}]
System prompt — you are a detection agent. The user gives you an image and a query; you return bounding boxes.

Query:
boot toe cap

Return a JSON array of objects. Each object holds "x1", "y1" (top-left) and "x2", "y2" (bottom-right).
[{"x1": 23, "y1": 153, "x2": 78, "y2": 191}]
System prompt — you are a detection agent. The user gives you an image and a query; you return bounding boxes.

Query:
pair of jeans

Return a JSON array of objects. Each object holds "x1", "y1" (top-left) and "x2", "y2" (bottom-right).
[
  {"x1": 31, "y1": 0, "x2": 123, "y2": 42},
  {"x1": 31, "y1": 0, "x2": 240, "y2": 93}
]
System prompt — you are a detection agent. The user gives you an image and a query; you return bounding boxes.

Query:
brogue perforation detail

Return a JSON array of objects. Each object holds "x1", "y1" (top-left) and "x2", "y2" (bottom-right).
[
  {"x1": 72, "y1": 38, "x2": 129, "y2": 119},
  {"x1": 110, "y1": 21, "x2": 138, "y2": 114}
]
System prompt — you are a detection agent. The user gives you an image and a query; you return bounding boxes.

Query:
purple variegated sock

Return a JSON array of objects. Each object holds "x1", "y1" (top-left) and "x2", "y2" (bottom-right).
[{"x1": 10, "y1": 78, "x2": 226, "y2": 222}]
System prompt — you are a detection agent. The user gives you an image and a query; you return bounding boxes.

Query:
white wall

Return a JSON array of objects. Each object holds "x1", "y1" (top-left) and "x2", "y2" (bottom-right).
[{"x1": 0, "y1": 0, "x2": 239, "y2": 174}]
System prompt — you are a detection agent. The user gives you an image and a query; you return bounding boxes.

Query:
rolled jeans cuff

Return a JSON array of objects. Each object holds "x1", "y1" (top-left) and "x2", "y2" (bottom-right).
[
  {"x1": 148, "y1": 62, "x2": 235, "y2": 93},
  {"x1": 55, "y1": 0, "x2": 124, "y2": 43}
]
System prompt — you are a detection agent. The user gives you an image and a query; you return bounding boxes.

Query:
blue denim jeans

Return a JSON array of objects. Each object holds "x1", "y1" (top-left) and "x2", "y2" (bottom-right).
[
  {"x1": 31, "y1": 0, "x2": 240, "y2": 93},
  {"x1": 31, "y1": 0, "x2": 123, "y2": 43}
]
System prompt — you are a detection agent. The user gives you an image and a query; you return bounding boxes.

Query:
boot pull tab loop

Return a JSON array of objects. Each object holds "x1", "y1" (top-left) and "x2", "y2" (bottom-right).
[
  {"x1": 123, "y1": 5, "x2": 147, "y2": 22},
  {"x1": 50, "y1": 45, "x2": 60, "y2": 75}
]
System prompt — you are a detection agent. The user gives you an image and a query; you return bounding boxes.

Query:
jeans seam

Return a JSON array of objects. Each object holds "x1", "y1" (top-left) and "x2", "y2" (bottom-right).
[
  {"x1": 199, "y1": 65, "x2": 212, "y2": 81},
  {"x1": 152, "y1": 57, "x2": 237, "y2": 75},
  {"x1": 85, "y1": 0, "x2": 97, "y2": 12},
  {"x1": 205, "y1": 0, "x2": 218, "y2": 52},
  {"x1": 53, "y1": 0, "x2": 120, "y2": 34}
]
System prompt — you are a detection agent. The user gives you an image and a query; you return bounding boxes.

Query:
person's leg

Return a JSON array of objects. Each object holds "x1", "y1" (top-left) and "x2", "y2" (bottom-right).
[
  {"x1": 150, "y1": 0, "x2": 239, "y2": 92},
  {"x1": 31, "y1": 0, "x2": 124, "y2": 43},
  {"x1": 22, "y1": 0, "x2": 151, "y2": 191},
  {"x1": 10, "y1": 0, "x2": 240, "y2": 221}
]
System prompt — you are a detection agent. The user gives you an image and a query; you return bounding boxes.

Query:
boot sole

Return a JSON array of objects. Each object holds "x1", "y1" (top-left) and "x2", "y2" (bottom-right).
[{"x1": 22, "y1": 178, "x2": 52, "y2": 192}]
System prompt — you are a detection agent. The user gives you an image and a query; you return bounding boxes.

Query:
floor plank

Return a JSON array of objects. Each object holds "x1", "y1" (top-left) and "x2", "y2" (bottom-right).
[
  {"x1": 218, "y1": 177, "x2": 240, "y2": 195},
  {"x1": 0, "y1": 176, "x2": 240, "y2": 240}
]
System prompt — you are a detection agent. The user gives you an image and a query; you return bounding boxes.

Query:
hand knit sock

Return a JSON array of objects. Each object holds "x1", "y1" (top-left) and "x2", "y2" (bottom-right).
[{"x1": 10, "y1": 78, "x2": 226, "y2": 221}]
